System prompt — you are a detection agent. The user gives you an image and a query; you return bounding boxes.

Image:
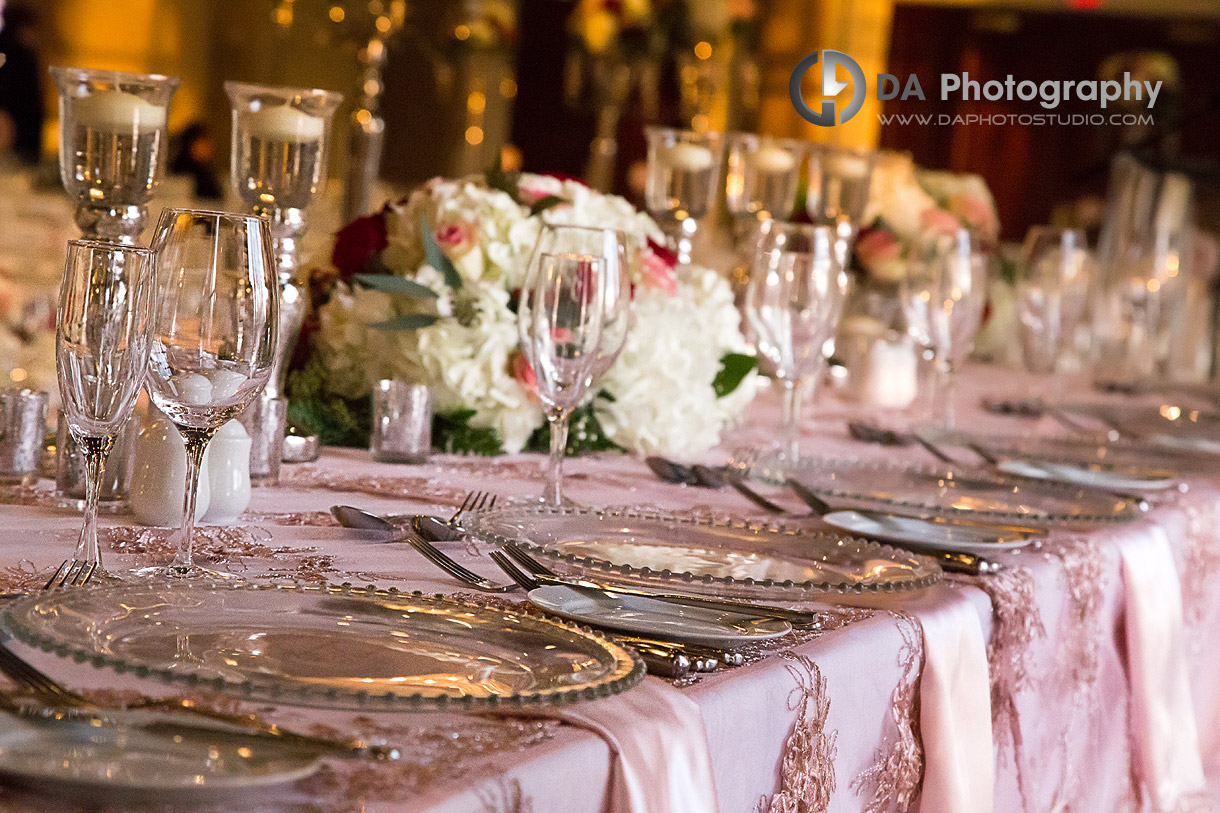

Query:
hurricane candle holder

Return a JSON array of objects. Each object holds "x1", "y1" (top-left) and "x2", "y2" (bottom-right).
[
  {"x1": 644, "y1": 127, "x2": 723, "y2": 266},
  {"x1": 724, "y1": 133, "x2": 804, "y2": 242},
  {"x1": 225, "y1": 81, "x2": 343, "y2": 400},
  {"x1": 805, "y1": 145, "x2": 876, "y2": 266},
  {"x1": 50, "y1": 67, "x2": 179, "y2": 244}
]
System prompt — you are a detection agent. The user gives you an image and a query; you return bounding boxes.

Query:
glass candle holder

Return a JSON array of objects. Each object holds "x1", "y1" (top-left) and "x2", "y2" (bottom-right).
[
  {"x1": 725, "y1": 133, "x2": 804, "y2": 239},
  {"x1": 225, "y1": 81, "x2": 343, "y2": 399},
  {"x1": 805, "y1": 144, "x2": 877, "y2": 266},
  {"x1": 644, "y1": 126, "x2": 724, "y2": 267},
  {"x1": 50, "y1": 67, "x2": 180, "y2": 244}
]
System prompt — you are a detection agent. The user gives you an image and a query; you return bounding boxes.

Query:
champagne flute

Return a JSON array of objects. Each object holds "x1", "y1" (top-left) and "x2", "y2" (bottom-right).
[
  {"x1": 56, "y1": 240, "x2": 155, "y2": 577},
  {"x1": 140, "y1": 209, "x2": 278, "y2": 579},
  {"x1": 745, "y1": 223, "x2": 850, "y2": 465},
  {"x1": 1016, "y1": 226, "x2": 1095, "y2": 398},
  {"x1": 518, "y1": 225, "x2": 623, "y2": 506},
  {"x1": 901, "y1": 229, "x2": 987, "y2": 429}
]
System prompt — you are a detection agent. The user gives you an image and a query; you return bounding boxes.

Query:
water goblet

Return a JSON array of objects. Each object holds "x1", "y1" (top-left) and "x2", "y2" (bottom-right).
[
  {"x1": 50, "y1": 67, "x2": 180, "y2": 244},
  {"x1": 1016, "y1": 226, "x2": 1096, "y2": 397},
  {"x1": 644, "y1": 127, "x2": 724, "y2": 266},
  {"x1": 901, "y1": 229, "x2": 987, "y2": 429},
  {"x1": 56, "y1": 240, "x2": 155, "y2": 577},
  {"x1": 225, "y1": 81, "x2": 343, "y2": 400},
  {"x1": 518, "y1": 225, "x2": 624, "y2": 506},
  {"x1": 139, "y1": 209, "x2": 279, "y2": 579},
  {"x1": 745, "y1": 223, "x2": 850, "y2": 465},
  {"x1": 805, "y1": 144, "x2": 876, "y2": 266}
]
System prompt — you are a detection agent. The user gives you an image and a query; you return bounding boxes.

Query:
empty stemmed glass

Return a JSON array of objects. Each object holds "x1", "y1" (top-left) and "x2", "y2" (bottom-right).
[
  {"x1": 745, "y1": 223, "x2": 850, "y2": 465},
  {"x1": 140, "y1": 209, "x2": 278, "y2": 579},
  {"x1": 901, "y1": 229, "x2": 987, "y2": 429},
  {"x1": 1016, "y1": 226, "x2": 1095, "y2": 399},
  {"x1": 56, "y1": 240, "x2": 155, "y2": 578},
  {"x1": 518, "y1": 224, "x2": 625, "y2": 507}
]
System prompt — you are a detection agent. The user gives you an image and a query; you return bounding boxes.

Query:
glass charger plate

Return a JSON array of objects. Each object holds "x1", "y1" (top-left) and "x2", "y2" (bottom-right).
[
  {"x1": 2, "y1": 583, "x2": 643, "y2": 712},
  {"x1": 464, "y1": 504, "x2": 942, "y2": 597},
  {"x1": 742, "y1": 454, "x2": 1141, "y2": 523},
  {"x1": 0, "y1": 716, "x2": 320, "y2": 798},
  {"x1": 820, "y1": 509, "x2": 1036, "y2": 553},
  {"x1": 1059, "y1": 402, "x2": 1220, "y2": 453}
]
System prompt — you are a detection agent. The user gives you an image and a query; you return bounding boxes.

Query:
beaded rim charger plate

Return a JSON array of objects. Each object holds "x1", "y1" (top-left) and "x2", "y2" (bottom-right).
[
  {"x1": 464, "y1": 504, "x2": 942, "y2": 596},
  {"x1": 2, "y1": 582, "x2": 644, "y2": 712}
]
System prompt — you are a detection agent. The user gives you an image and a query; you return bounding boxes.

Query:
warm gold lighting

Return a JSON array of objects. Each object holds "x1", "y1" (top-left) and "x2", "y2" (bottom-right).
[
  {"x1": 465, "y1": 126, "x2": 484, "y2": 145},
  {"x1": 455, "y1": 24, "x2": 471, "y2": 41},
  {"x1": 499, "y1": 78, "x2": 518, "y2": 98},
  {"x1": 694, "y1": 41, "x2": 712, "y2": 60},
  {"x1": 1147, "y1": 279, "x2": 1161, "y2": 293},
  {"x1": 375, "y1": 14, "x2": 392, "y2": 33},
  {"x1": 467, "y1": 91, "x2": 486, "y2": 114},
  {"x1": 329, "y1": 5, "x2": 345, "y2": 22},
  {"x1": 355, "y1": 109, "x2": 373, "y2": 125},
  {"x1": 691, "y1": 113, "x2": 709, "y2": 132},
  {"x1": 8, "y1": 368, "x2": 26, "y2": 383}
]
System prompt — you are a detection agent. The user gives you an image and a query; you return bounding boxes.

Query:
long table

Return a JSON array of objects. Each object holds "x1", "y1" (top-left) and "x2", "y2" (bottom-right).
[{"x1": 0, "y1": 366, "x2": 1218, "y2": 812}]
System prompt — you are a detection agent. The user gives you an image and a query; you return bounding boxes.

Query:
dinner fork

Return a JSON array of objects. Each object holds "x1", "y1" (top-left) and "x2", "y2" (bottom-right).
[
  {"x1": 450, "y1": 491, "x2": 496, "y2": 527},
  {"x1": 43, "y1": 559, "x2": 97, "y2": 590},
  {"x1": 0, "y1": 639, "x2": 397, "y2": 759},
  {"x1": 403, "y1": 533, "x2": 516, "y2": 592}
]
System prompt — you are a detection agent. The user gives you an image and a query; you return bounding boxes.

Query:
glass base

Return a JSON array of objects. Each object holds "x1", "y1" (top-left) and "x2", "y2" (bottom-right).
[
  {"x1": 51, "y1": 495, "x2": 130, "y2": 514},
  {"x1": 129, "y1": 564, "x2": 244, "y2": 582}
]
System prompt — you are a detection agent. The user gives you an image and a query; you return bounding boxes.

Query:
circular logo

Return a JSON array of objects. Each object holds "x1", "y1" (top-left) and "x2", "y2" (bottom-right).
[{"x1": 790, "y1": 50, "x2": 867, "y2": 127}]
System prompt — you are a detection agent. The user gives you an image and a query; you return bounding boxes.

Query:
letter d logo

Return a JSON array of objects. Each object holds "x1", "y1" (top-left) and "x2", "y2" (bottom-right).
[{"x1": 790, "y1": 50, "x2": 866, "y2": 126}]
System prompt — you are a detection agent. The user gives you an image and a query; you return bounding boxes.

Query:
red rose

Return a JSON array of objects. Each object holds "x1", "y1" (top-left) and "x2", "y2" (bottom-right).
[
  {"x1": 646, "y1": 237, "x2": 678, "y2": 269},
  {"x1": 331, "y1": 210, "x2": 389, "y2": 283}
]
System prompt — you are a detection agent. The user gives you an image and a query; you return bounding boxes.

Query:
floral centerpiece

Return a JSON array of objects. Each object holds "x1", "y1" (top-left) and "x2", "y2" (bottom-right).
[{"x1": 290, "y1": 165, "x2": 760, "y2": 457}]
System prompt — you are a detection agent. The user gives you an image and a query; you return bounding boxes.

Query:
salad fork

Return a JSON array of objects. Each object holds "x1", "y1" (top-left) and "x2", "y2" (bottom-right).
[{"x1": 43, "y1": 560, "x2": 97, "y2": 591}]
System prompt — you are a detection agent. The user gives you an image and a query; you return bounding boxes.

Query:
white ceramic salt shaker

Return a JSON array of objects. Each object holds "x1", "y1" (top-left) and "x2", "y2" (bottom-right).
[
  {"x1": 130, "y1": 409, "x2": 212, "y2": 527},
  {"x1": 200, "y1": 420, "x2": 251, "y2": 524}
]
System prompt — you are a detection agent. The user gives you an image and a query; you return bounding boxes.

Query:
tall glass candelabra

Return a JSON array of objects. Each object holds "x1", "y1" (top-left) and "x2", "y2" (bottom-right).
[
  {"x1": 50, "y1": 67, "x2": 179, "y2": 244},
  {"x1": 225, "y1": 82, "x2": 343, "y2": 400}
]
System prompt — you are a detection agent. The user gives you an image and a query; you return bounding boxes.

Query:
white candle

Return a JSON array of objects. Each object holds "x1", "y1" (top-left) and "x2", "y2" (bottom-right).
[
  {"x1": 73, "y1": 90, "x2": 166, "y2": 132},
  {"x1": 664, "y1": 143, "x2": 714, "y2": 171},
  {"x1": 175, "y1": 373, "x2": 213, "y2": 407},
  {"x1": 752, "y1": 145, "x2": 796, "y2": 173},
  {"x1": 241, "y1": 105, "x2": 324, "y2": 142},
  {"x1": 209, "y1": 370, "x2": 248, "y2": 401},
  {"x1": 826, "y1": 152, "x2": 871, "y2": 179}
]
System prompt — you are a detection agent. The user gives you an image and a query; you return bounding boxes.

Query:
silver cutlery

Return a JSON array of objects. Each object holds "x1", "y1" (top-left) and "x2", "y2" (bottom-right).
[
  {"x1": 402, "y1": 533, "x2": 516, "y2": 593},
  {"x1": 43, "y1": 559, "x2": 97, "y2": 590},
  {"x1": 493, "y1": 544, "x2": 819, "y2": 626},
  {"x1": 963, "y1": 441, "x2": 1149, "y2": 511},
  {"x1": 332, "y1": 490, "x2": 497, "y2": 542},
  {"x1": 0, "y1": 640, "x2": 396, "y2": 760}
]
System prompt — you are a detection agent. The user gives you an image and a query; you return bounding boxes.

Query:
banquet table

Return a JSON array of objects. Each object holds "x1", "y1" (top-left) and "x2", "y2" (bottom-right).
[{"x1": 0, "y1": 364, "x2": 1219, "y2": 813}]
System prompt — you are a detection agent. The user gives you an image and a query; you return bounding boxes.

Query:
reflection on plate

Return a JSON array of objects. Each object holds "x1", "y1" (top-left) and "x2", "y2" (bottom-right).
[
  {"x1": 743, "y1": 454, "x2": 1140, "y2": 523},
  {"x1": 820, "y1": 510, "x2": 1036, "y2": 553},
  {"x1": 1060, "y1": 403, "x2": 1220, "y2": 454},
  {"x1": 0, "y1": 716, "x2": 319, "y2": 797},
  {"x1": 2, "y1": 583, "x2": 643, "y2": 712},
  {"x1": 527, "y1": 585, "x2": 792, "y2": 646},
  {"x1": 994, "y1": 459, "x2": 1175, "y2": 491},
  {"x1": 465, "y1": 504, "x2": 941, "y2": 597}
]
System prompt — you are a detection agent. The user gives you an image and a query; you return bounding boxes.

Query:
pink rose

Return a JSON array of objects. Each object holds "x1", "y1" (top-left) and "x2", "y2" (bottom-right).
[
  {"x1": 512, "y1": 352, "x2": 538, "y2": 399},
  {"x1": 639, "y1": 244, "x2": 678, "y2": 296},
  {"x1": 854, "y1": 228, "x2": 901, "y2": 270},
  {"x1": 921, "y1": 207, "x2": 961, "y2": 237},
  {"x1": 434, "y1": 220, "x2": 477, "y2": 262},
  {"x1": 947, "y1": 194, "x2": 998, "y2": 241}
]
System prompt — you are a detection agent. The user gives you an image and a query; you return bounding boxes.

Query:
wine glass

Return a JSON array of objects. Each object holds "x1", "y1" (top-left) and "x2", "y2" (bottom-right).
[
  {"x1": 805, "y1": 145, "x2": 876, "y2": 267},
  {"x1": 901, "y1": 229, "x2": 987, "y2": 429},
  {"x1": 644, "y1": 127, "x2": 724, "y2": 266},
  {"x1": 141, "y1": 209, "x2": 278, "y2": 579},
  {"x1": 745, "y1": 223, "x2": 850, "y2": 464},
  {"x1": 56, "y1": 240, "x2": 155, "y2": 577},
  {"x1": 518, "y1": 225, "x2": 624, "y2": 506},
  {"x1": 1016, "y1": 227, "x2": 1096, "y2": 396}
]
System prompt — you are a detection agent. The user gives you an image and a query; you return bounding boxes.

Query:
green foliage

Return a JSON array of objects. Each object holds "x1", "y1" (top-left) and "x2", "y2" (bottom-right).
[
  {"x1": 418, "y1": 214, "x2": 464, "y2": 290},
  {"x1": 529, "y1": 195, "x2": 565, "y2": 216},
  {"x1": 484, "y1": 153, "x2": 520, "y2": 200},
  {"x1": 369, "y1": 313, "x2": 439, "y2": 331},
  {"x1": 712, "y1": 353, "x2": 757, "y2": 398},
  {"x1": 285, "y1": 359, "x2": 372, "y2": 447},
  {"x1": 433, "y1": 409, "x2": 504, "y2": 456},
  {"x1": 353, "y1": 273, "x2": 439, "y2": 300},
  {"x1": 526, "y1": 395, "x2": 623, "y2": 455}
]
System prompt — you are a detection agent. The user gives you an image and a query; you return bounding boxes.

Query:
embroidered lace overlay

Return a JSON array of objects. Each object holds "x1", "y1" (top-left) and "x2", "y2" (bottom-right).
[
  {"x1": 279, "y1": 465, "x2": 472, "y2": 506},
  {"x1": 950, "y1": 565, "x2": 1045, "y2": 807},
  {"x1": 478, "y1": 778, "x2": 535, "y2": 813},
  {"x1": 1165, "y1": 493, "x2": 1220, "y2": 635},
  {"x1": 754, "y1": 651, "x2": 838, "y2": 813},
  {"x1": 852, "y1": 613, "x2": 924, "y2": 813}
]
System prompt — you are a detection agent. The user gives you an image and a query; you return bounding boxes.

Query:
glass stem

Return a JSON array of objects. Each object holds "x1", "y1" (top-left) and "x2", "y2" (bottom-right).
[
  {"x1": 73, "y1": 435, "x2": 113, "y2": 567},
  {"x1": 780, "y1": 379, "x2": 805, "y2": 464},
  {"x1": 174, "y1": 427, "x2": 215, "y2": 572},
  {"x1": 932, "y1": 358, "x2": 957, "y2": 430},
  {"x1": 543, "y1": 407, "x2": 571, "y2": 508}
]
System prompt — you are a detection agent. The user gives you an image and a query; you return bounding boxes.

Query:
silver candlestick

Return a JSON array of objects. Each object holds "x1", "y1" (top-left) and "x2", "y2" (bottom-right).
[
  {"x1": 225, "y1": 81, "x2": 343, "y2": 400},
  {"x1": 50, "y1": 67, "x2": 179, "y2": 244}
]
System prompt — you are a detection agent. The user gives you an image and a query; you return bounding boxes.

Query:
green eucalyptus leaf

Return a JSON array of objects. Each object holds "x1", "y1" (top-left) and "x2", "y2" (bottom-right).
[
  {"x1": 419, "y1": 214, "x2": 464, "y2": 290},
  {"x1": 369, "y1": 313, "x2": 439, "y2": 331},
  {"x1": 529, "y1": 195, "x2": 565, "y2": 216},
  {"x1": 353, "y1": 274, "x2": 439, "y2": 300},
  {"x1": 712, "y1": 352, "x2": 757, "y2": 398}
]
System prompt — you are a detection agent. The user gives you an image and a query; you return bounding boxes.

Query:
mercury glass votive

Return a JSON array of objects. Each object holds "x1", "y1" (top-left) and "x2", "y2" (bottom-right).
[
  {"x1": 225, "y1": 81, "x2": 343, "y2": 400},
  {"x1": 644, "y1": 126, "x2": 724, "y2": 266},
  {"x1": 50, "y1": 67, "x2": 179, "y2": 244}
]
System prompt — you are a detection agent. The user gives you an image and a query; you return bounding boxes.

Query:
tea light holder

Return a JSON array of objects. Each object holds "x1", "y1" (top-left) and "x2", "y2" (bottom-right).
[
  {"x1": 54, "y1": 411, "x2": 136, "y2": 511},
  {"x1": 644, "y1": 126, "x2": 724, "y2": 266},
  {"x1": 0, "y1": 389, "x2": 47, "y2": 486},
  {"x1": 239, "y1": 396, "x2": 287, "y2": 486},
  {"x1": 370, "y1": 381, "x2": 431, "y2": 464},
  {"x1": 225, "y1": 81, "x2": 343, "y2": 401},
  {"x1": 49, "y1": 67, "x2": 179, "y2": 244},
  {"x1": 805, "y1": 145, "x2": 877, "y2": 266}
]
